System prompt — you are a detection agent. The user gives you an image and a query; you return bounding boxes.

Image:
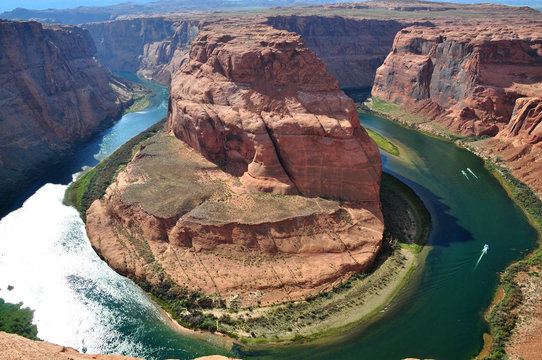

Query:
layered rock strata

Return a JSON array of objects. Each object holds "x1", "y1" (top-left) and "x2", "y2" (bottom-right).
[
  {"x1": 372, "y1": 23, "x2": 542, "y2": 195},
  {"x1": 0, "y1": 331, "x2": 237, "y2": 360},
  {"x1": 84, "y1": 17, "x2": 199, "y2": 84},
  {"x1": 266, "y1": 15, "x2": 413, "y2": 89},
  {"x1": 0, "y1": 19, "x2": 147, "y2": 212},
  {"x1": 373, "y1": 24, "x2": 542, "y2": 137},
  {"x1": 86, "y1": 21, "x2": 384, "y2": 307},
  {"x1": 168, "y1": 21, "x2": 382, "y2": 203}
]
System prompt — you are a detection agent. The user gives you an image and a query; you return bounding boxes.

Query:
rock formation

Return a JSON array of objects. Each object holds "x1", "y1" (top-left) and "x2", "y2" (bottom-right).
[
  {"x1": 266, "y1": 15, "x2": 412, "y2": 89},
  {"x1": 85, "y1": 20, "x2": 383, "y2": 307},
  {"x1": 0, "y1": 19, "x2": 148, "y2": 213},
  {"x1": 84, "y1": 17, "x2": 200, "y2": 84},
  {"x1": 373, "y1": 24, "x2": 542, "y2": 137},
  {"x1": 0, "y1": 331, "x2": 238, "y2": 360},
  {"x1": 372, "y1": 22, "x2": 542, "y2": 195},
  {"x1": 168, "y1": 20, "x2": 382, "y2": 203}
]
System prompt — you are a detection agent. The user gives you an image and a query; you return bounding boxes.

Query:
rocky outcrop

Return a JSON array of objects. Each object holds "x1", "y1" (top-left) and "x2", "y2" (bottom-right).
[
  {"x1": 372, "y1": 22, "x2": 542, "y2": 195},
  {"x1": 499, "y1": 97, "x2": 542, "y2": 145},
  {"x1": 168, "y1": 20, "x2": 382, "y2": 203},
  {"x1": 0, "y1": 331, "x2": 238, "y2": 360},
  {"x1": 0, "y1": 19, "x2": 148, "y2": 213},
  {"x1": 85, "y1": 20, "x2": 384, "y2": 307},
  {"x1": 84, "y1": 17, "x2": 199, "y2": 84},
  {"x1": 372, "y1": 24, "x2": 542, "y2": 137},
  {"x1": 266, "y1": 15, "x2": 412, "y2": 89}
]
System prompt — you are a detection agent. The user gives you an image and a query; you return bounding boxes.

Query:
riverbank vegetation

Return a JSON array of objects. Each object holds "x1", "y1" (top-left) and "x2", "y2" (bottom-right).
[
  {"x1": 64, "y1": 119, "x2": 166, "y2": 216},
  {"x1": 64, "y1": 120, "x2": 431, "y2": 343},
  {"x1": 123, "y1": 97, "x2": 151, "y2": 116},
  {"x1": 361, "y1": 95, "x2": 542, "y2": 360},
  {"x1": 0, "y1": 298, "x2": 38, "y2": 340},
  {"x1": 365, "y1": 128, "x2": 400, "y2": 156},
  {"x1": 481, "y1": 159, "x2": 542, "y2": 359},
  {"x1": 136, "y1": 171, "x2": 429, "y2": 344}
]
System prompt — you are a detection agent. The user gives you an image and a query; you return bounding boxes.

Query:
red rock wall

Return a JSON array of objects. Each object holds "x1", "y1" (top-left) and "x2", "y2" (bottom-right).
[
  {"x1": 372, "y1": 24, "x2": 542, "y2": 137},
  {"x1": 167, "y1": 20, "x2": 382, "y2": 203},
  {"x1": 84, "y1": 17, "x2": 199, "y2": 84},
  {"x1": 0, "y1": 19, "x2": 143, "y2": 212},
  {"x1": 266, "y1": 15, "x2": 409, "y2": 89}
]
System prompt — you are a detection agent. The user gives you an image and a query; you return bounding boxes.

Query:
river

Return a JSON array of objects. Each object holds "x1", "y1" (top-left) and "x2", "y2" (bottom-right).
[{"x1": 0, "y1": 77, "x2": 538, "y2": 360}]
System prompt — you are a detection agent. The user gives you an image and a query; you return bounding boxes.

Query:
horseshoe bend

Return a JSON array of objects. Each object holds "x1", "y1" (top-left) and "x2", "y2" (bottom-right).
[{"x1": 70, "y1": 20, "x2": 403, "y2": 340}]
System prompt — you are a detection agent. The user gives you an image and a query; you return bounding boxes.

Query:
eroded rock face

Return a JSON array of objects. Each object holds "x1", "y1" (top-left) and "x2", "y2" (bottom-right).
[
  {"x1": 167, "y1": 20, "x2": 382, "y2": 203},
  {"x1": 84, "y1": 17, "x2": 199, "y2": 84},
  {"x1": 266, "y1": 15, "x2": 412, "y2": 89},
  {"x1": 0, "y1": 331, "x2": 238, "y2": 360},
  {"x1": 86, "y1": 129, "x2": 384, "y2": 306},
  {"x1": 0, "y1": 19, "x2": 146, "y2": 213},
  {"x1": 372, "y1": 22, "x2": 542, "y2": 196},
  {"x1": 86, "y1": 21, "x2": 384, "y2": 307},
  {"x1": 372, "y1": 24, "x2": 542, "y2": 137}
]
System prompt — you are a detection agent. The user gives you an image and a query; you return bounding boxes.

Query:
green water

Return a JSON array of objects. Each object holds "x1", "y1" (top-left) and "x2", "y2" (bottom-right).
[
  {"x1": 238, "y1": 113, "x2": 538, "y2": 359},
  {"x1": 0, "y1": 76, "x2": 537, "y2": 359}
]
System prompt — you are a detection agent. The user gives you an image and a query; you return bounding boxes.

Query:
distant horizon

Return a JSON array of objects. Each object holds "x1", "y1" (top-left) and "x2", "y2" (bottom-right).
[
  {"x1": 1, "y1": 0, "x2": 540, "y2": 13},
  {"x1": 0, "y1": 0, "x2": 155, "y2": 13}
]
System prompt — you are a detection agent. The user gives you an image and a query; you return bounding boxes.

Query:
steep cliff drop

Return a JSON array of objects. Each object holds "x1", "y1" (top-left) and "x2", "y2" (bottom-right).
[
  {"x1": 371, "y1": 22, "x2": 542, "y2": 195},
  {"x1": 84, "y1": 17, "x2": 200, "y2": 84},
  {"x1": 0, "y1": 331, "x2": 238, "y2": 360},
  {"x1": 0, "y1": 19, "x2": 149, "y2": 214},
  {"x1": 266, "y1": 15, "x2": 410, "y2": 89},
  {"x1": 85, "y1": 20, "x2": 384, "y2": 308}
]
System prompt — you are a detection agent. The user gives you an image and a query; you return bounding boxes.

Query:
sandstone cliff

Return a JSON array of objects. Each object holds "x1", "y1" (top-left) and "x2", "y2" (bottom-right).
[
  {"x1": 371, "y1": 22, "x2": 542, "y2": 195},
  {"x1": 266, "y1": 15, "x2": 412, "y2": 89},
  {"x1": 373, "y1": 24, "x2": 542, "y2": 137},
  {"x1": 168, "y1": 20, "x2": 382, "y2": 203},
  {"x1": 0, "y1": 19, "x2": 148, "y2": 213},
  {"x1": 84, "y1": 17, "x2": 199, "y2": 84},
  {"x1": 0, "y1": 331, "x2": 237, "y2": 360},
  {"x1": 85, "y1": 21, "x2": 384, "y2": 308}
]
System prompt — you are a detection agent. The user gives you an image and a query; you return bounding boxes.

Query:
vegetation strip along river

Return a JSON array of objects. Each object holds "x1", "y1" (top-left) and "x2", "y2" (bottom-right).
[{"x1": 0, "y1": 76, "x2": 538, "y2": 360}]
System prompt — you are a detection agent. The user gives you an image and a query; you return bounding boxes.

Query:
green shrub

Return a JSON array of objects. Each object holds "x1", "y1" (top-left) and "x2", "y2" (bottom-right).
[
  {"x1": 65, "y1": 119, "x2": 166, "y2": 217},
  {"x1": 0, "y1": 298, "x2": 38, "y2": 340}
]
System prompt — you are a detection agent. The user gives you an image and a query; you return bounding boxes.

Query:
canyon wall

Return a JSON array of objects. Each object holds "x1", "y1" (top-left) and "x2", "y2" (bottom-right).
[
  {"x1": 372, "y1": 23, "x2": 542, "y2": 195},
  {"x1": 83, "y1": 15, "x2": 417, "y2": 90},
  {"x1": 84, "y1": 17, "x2": 199, "y2": 84},
  {"x1": 85, "y1": 20, "x2": 384, "y2": 307},
  {"x1": 266, "y1": 15, "x2": 411, "y2": 89},
  {"x1": 0, "y1": 19, "x2": 147, "y2": 213}
]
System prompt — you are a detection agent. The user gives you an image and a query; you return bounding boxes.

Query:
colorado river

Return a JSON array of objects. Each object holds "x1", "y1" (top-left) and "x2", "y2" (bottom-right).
[{"x1": 0, "y1": 77, "x2": 538, "y2": 360}]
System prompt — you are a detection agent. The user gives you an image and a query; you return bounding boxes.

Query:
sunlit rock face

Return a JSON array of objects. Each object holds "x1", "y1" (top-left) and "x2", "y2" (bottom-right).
[
  {"x1": 85, "y1": 20, "x2": 384, "y2": 307},
  {"x1": 168, "y1": 20, "x2": 382, "y2": 203}
]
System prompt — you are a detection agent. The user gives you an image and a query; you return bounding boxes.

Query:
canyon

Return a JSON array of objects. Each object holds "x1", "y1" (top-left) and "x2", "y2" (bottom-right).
[
  {"x1": 1, "y1": 1, "x2": 542, "y2": 359},
  {"x1": 371, "y1": 21, "x2": 542, "y2": 196},
  {"x1": 0, "y1": 19, "x2": 148, "y2": 214}
]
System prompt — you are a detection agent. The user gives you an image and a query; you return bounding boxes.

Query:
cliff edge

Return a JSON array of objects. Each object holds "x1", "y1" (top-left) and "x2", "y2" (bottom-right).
[
  {"x1": 0, "y1": 331, "x2": 238, "y2": 360},
  {"x1": 371, "y1": 22, "x2": 542, "y2": 195},
  {"x1": 0, "y1": 19, "x2": 148, "y2": 213}
]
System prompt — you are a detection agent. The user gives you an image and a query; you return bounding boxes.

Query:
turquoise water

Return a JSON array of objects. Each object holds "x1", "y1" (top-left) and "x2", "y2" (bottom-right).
[
  {"x1": 0, "y1": 79, "x2": 537, "y2": 360},
  {"x1": 238, "y1": 114, "x2": 538, "y2": 359}
]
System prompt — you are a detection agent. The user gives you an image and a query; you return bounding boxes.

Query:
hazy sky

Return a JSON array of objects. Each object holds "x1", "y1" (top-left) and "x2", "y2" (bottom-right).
[
  {"x1": 0, "y1": 0, "x2": 539, "y2": 13},
  {"x1": 0, "y1": 0, "x2": 155, "y2": 12}
]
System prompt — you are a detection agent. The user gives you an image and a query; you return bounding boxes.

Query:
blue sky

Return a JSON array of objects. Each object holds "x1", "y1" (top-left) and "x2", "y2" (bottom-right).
[
  {"x1": 0, "y1": 0, "x2": 540, "y2": 13},
  {"x1": 0, "y1": 0, "x2": 155, "y2": 12}
]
